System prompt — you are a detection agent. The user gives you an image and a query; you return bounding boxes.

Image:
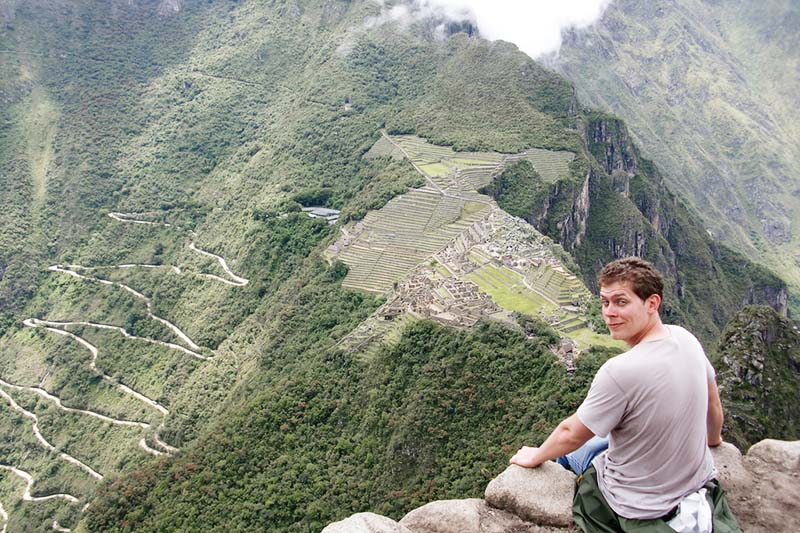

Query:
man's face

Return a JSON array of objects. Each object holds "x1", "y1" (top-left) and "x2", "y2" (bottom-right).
[{"x1": 599, "y1": 281, "x2": 659, "y2": 347}]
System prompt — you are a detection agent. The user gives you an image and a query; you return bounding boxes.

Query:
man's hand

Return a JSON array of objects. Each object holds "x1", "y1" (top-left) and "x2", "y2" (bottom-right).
[
  {"x1": 508, "y1": 414, "x2": 593, "y2": 469},
  {"x1": 510, "y1": 446, "x2": 544, "y2": 468}
]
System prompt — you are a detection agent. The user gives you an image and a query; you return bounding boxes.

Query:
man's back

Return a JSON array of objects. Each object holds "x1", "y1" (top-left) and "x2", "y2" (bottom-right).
[{"x1": 578, "y1": 325, "x2": 716, "y2": 519}]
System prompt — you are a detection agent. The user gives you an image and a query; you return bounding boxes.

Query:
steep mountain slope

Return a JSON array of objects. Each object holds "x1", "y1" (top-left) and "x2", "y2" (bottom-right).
[
  {"x1": 550, "y1": 0, "x2": 800, "y2": 311},
  {"x1": 0, "y1": 1, "x2": 789, "y2": 531}
]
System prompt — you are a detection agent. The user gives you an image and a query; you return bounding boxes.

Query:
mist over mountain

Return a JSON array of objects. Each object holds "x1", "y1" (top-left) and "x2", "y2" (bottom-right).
[{"x1": 0, "y1": 0, "x2": 794, "y2": 531}]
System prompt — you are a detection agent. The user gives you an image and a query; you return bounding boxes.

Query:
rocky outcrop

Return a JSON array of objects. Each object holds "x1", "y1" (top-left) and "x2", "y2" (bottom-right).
[
  {"x1": 325, "y1": 439, "x2": 799, "y2": 532},
  {"x1": 715, "y1": 306, "x2": 800, "y2": 449},
  {"x1": 484, "y1": 461, "x2": 574, "y2": 527},
  {"x1": 400, "y1": 499, "x2": 556, "y2": 533},
  {"x1": 322, "y1": 512, "x2": 412, "y2": 533}
]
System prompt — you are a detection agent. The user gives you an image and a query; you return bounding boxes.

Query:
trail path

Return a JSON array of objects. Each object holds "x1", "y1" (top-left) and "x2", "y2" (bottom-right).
[
  {"x1": 3, "y1": 210, "x2": 249, "y2": 527},
  {"x1": 189, "y1": 242, "x2": 249, "y2": 286},
  {"x1": 52, "y1": 521, "x2": 70, "y2": 532},
  {"x1": 138, "y1": 438, "x2": 164, "y2": 457},
  {"x1": 189, "y1": 69, "x2": 260, "y2": 86},
  {"x1": 23, "y1": 319, "x2": 169, "y2": 417},
  {"x1": 0, "y1": 389, "x2": 102, "y2": 480},
  {"x1": 27, "y1": 317, "x2": 206, "y2": 360},
  {"x1": 107, "y1": 212, "x2": 171, "y2": 227},
  {"x1": 82, "y1": 263, "x2": 181, "y2": 274},
  {"x1": 152, "y1": 433, "x2": 179, "y2": 454},
  {"x1": 47, "y1": 265, "x2": 202, "y2": 352},
  {"x1": 0, "y1": 466, "x2": 79, "y2": 503},
  {"x1": 0, "y1": 378, "x2": 149, "y2": 428}
]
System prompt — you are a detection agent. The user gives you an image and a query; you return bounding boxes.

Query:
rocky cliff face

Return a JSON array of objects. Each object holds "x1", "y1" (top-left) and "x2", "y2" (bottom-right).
[
  {"x1": 324, "y1": 440, "x2": 800, "y2": 533},
  {"x1": 714, "y1": 306, "x2": 800, "y2": 450}
]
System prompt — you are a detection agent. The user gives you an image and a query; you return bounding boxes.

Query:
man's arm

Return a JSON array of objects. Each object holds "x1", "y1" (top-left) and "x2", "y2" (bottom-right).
[
  {"x1": 509, "y1": 413, "x2": 594, "y2": 468},
  {"x1": 707, "y1": 378, "x2": 724, "y2": 446}
]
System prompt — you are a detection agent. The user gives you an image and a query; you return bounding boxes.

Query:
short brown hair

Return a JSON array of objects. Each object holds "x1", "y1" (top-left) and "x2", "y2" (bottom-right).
[{"x1": 598, "y1": 257, "x2": 664, "y2": 302}]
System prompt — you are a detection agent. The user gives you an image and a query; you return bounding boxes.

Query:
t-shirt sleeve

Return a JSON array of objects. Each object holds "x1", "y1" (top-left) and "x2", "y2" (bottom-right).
[
  {"x1": 705, "y1": 358, "x2": 716, "y2": 382},
  {"x1": 576, "y1": 364, "x2": 627, "y2": 438}
]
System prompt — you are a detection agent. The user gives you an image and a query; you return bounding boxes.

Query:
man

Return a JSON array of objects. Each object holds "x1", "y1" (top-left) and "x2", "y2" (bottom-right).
[{"x1": 510, "y1": 257, "x2": 738, "y2": 532}]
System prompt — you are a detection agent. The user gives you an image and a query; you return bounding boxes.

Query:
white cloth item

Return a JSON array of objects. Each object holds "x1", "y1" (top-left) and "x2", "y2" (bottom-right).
[{"x1": 667, "y1": 488, "x2": 713, "y2": 533}]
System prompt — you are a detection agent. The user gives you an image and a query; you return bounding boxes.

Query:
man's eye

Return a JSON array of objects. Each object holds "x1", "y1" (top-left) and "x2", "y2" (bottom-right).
[{"x1": 618, "y1": 300, "x2": 627, "y2": 305}]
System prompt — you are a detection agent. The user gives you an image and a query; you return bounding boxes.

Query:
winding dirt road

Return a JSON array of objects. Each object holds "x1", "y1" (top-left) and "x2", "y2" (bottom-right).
[
  {"x1": 0, "y1": 466, "x2": 80, "y2": 503},
  {"x1": 23, "y1": 319, "x2": 169, "y2": 417},
  {"x1": 107, "y1": 211, "x2": 171, "y2": 227},
  {"x1": 0, "y1": 389, "x2": 102, "y2": 480},
  {"x1": 188, "y1": 242, "x2": 249, "y2": 286},
  {"x1": 47, "y1": 265, "x2": 203, "y2": 352},
  {"x1": 27, "y1": 317, "x2": 206, "y2": 361},
  {"x1": 0, "y1": 378, "x2": 149, "y2": 429},
  {"x1": 3, "y1": 211, "x2": 250, "y2": 528}
]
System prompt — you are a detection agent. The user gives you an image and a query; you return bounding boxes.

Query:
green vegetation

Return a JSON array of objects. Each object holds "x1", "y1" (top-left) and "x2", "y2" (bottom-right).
[
  {"x1": 467, "y1": 265, "x2": 555, "y2": 314},
  {"x1": 480, "y1": 160, "x2": 549, "y2": 220},
  {"x1": 86, "y1": 319, "x2": 612, "y2": 532}
]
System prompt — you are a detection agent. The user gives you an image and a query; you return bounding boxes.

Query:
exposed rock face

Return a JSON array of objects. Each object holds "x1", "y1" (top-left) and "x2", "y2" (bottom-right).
[
  {"x1": 711, "y1": 441, "x2": 800, "y2": 533},
  {"x1": 326, "y1": 439, "x2": 799, "y2": 533}
]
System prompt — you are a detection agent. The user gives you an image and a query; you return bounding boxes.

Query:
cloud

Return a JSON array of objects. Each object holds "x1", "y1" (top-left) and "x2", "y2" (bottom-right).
[{"x1": 368, "y1": 0, "x2": 612, "y2": 58}]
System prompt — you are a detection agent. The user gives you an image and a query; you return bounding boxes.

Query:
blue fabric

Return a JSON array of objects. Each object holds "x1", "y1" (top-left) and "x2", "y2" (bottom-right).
[{"x1": 557, "y1": 436, "x2": 609, "y2": 475}]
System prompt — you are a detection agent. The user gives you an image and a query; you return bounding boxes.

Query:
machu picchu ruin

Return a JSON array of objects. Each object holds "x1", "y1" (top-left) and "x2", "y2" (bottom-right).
[{"x1": 330, "y1": 134, "x2": 620, "y2": 360}]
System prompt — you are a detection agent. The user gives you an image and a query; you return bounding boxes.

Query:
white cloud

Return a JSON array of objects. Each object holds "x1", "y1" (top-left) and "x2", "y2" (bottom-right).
[{"x1": 369, "y1": 0, "x2": 612, "y2": 58}]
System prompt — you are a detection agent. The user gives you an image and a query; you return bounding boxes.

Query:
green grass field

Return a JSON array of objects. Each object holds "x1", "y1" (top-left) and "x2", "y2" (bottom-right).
[{"x1": 467, "y1": 265, "x2": 557, "y2": 316}]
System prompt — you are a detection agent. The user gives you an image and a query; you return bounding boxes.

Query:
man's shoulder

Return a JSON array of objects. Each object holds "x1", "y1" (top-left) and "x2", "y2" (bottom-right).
[{"x1": 664, "y1": 324, "x2": 705, "y2": 352}]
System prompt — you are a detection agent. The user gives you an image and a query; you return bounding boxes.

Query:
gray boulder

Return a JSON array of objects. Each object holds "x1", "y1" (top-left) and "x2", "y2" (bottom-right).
[
  {"x1": 322, "y1": 512, "x2": 411, "y2": 533},
  {"x1": 738, "y1": 440, "x2": 800, "y2": 533},
  {"x1": 484, "y1": 461, "x2": 576, "y2": 528}
]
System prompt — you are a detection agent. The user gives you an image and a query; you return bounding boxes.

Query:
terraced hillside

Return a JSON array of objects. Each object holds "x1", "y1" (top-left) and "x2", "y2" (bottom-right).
[{"x1": 330, "y1": 186, "x2": 490, "y2": 293}]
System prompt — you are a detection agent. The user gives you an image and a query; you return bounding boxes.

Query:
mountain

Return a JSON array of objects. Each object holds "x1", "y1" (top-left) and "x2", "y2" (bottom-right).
[
  {"x1": 549, "y1": 0, "x2": 800, "y2": 313},
  {"x1": 0, "y1": 0, "x2": 789, "y2": 531}
]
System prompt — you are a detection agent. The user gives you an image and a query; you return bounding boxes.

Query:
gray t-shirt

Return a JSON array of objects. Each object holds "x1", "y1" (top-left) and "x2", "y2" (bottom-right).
[{"x1": 577, "y1": 325, "x2": 716, "y2": 520}]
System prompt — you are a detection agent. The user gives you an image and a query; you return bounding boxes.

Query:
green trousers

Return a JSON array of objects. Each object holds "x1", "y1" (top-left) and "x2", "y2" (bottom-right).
[{"x1": 572, "y1": 465, "x2": 741, "y2": 533}]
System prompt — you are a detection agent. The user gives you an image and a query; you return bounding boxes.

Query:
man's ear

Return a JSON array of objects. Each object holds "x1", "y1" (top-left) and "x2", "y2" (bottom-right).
[{"x1": 646, "y1": 294, "x2": 662, "y2": 314}]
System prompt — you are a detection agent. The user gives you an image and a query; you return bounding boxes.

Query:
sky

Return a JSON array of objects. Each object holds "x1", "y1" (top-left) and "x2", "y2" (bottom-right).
[{"x1": 370, "y1": 0, "x2": 613, "y2": 58}]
